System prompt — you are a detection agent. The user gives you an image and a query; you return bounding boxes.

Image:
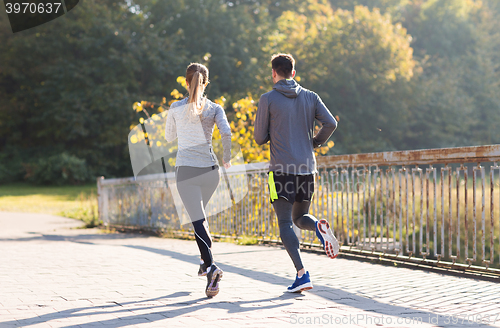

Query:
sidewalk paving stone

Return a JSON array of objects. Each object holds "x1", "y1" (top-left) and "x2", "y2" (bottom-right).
[{"x1": 1, "y1": 212, "x2": 500, "y2": 327}]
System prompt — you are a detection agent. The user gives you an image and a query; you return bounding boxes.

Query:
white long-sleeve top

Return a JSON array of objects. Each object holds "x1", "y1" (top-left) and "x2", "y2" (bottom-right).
[{"x1": 165, "y1": 97, "x2": 232, "y2": 167}]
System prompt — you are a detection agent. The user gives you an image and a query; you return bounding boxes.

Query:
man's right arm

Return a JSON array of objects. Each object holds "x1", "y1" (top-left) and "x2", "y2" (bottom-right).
[
  {"x1": 313, "y1": 93, "x2": 337, "y2": 148},
  {"x1": 254, "y1": 94, "x2": 271, "y2": 145}
]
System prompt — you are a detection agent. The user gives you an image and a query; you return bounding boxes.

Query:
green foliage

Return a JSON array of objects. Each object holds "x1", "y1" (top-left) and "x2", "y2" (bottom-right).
[
  {"x1": 268, "y1": 3, "x2": 416, "y2": 153},
  {"x1": 0, "y1": 0, "x2": 182, "y2": 180},
  {"x1": 131, "y1": 0, "x2": 269, "y2": 103},
  {"x1": 398, "y1": 0, "x2": 500, "y2": 149},
  {"x1": 0, "y1": 145, "x2": 25, "y2": 184},
  {"x1": 329, "y1": 0, "x2": 409, "y2": 15},
  {"x1": 26, "y1": 153, "x2": 90, "y2": 186},
  {"x1": 401, "y1": 0, "x2": 481, "y2": 59},
  {"x1": 2, "y1": 0, "x2": 500, "y2": 183}
]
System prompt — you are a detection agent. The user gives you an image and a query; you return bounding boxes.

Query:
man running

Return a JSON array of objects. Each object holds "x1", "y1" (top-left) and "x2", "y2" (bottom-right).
[{"x1": 254, "y1": 53, "x2": 339, "y2": 293}]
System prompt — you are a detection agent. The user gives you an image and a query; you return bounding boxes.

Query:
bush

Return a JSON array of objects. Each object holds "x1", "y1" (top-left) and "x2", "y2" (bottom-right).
[
  {"x1": 26, "y1": 153, "x2": 90, "y2": 186},
  {"x1": 0, "y1": 163, "x2": 11, "y2": 184},
  {"x1": 0, "y1": 147, "x2": 26, "y2": 184}
]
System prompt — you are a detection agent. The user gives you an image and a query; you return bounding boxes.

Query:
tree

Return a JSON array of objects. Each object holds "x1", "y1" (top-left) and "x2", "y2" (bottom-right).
[
  {"x1": 130, "y1": 0, "x2": 269, "y2": 104},
  {"x1": 0, "y1": 0, "x2": 183, "y2": 182},
  {"x1": 329, "y1": 0, "x2": 409, "y2": 17},
  {"x1": 398, "y1": 0, "x2": 500, "y2": 149},
  {"x1": 400, "y1": 0, "x2": 481, "y2": 59},
  {"x1": 268, "y1": 2, "x2": 417, "y2": 153}
]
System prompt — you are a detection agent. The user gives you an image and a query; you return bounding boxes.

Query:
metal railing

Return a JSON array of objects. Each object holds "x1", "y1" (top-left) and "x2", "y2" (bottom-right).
[{"x1": 97, "y1": 144, "x2": 500, "y2": 273}]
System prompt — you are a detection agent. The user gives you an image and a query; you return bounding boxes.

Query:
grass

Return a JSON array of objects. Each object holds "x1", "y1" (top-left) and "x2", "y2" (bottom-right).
[
  {"x1": 0, "y1": 182, "x2": 261, "y2": 241},
  {"x1": 0, "y1": 182, "x2": 100, "y2": 227}
]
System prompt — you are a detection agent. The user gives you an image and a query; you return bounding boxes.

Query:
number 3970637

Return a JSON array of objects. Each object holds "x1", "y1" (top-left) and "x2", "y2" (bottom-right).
[{"x1": 5, "y1": 2, "x2": 62, "y2": 14}]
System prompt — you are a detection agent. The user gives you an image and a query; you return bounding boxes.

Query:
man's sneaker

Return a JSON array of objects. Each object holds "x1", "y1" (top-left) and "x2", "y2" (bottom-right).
[
  {"x1": 316, "y1": 219, "x2": 340, "y2": 259},
  {"x1": 205, "y1": 264, "x2": 223, "y2": 298},
  {"x1": 287, "y1": 271, "x2": 313, "y2": 293},
  {"x1": 198, "y1": 262, "x2": 209, "y2": 277}
]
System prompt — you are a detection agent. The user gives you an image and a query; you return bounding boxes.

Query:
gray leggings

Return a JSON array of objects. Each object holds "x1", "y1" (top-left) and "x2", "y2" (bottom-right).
[
  {"x1": 272, "y1": 198, "x2": 318, "y2": 272},
  {"x1": 176, "y1": 165, "x2": 219, "y2": 222},
  {"x1": 176, "y1": 165, "x2": 219, "y2": 266}
]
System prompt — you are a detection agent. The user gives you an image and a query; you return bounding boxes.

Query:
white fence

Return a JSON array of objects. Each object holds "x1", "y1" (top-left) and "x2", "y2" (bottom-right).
[{"x1": 98, "y1": 145, "x2": 500, "y2": 273}]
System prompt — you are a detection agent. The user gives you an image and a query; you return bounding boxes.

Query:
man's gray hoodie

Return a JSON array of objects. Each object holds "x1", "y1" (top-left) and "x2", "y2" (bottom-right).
[{"x1": 254, "y1": 79, "x2": 337, "y2": 174}]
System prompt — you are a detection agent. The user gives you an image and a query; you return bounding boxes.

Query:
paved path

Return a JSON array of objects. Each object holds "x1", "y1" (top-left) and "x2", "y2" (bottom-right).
[{"x1": 1, "y1": 211, "x2": 500, "y2": 328}]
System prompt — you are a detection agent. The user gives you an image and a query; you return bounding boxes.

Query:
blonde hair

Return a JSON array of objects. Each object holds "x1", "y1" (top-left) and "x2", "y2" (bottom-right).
[{"x1": 185, "y1": 63, "x2": 209, "y2": 118}]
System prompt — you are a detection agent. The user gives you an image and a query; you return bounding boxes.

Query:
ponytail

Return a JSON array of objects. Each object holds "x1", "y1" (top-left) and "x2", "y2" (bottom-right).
[
  {"x1": 185, "y1": 63, "x2": 209, "y2": 120},
  {"x1": 188, "y1": 71, "x2": 205, "y2": 117}
]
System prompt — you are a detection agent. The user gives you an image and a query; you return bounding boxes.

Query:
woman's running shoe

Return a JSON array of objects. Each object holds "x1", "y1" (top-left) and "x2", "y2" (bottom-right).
[
  {"x1": 316, "y1": 219, "x2": 340, "y2": 259},
  {"x1": 198, "y1": 262, "x2": 209, "y2": 276},
  {"x1": 287, "y1": 271, "x2": 313, "y2": 293},
  {"x1": 205, "y1": 264, "x2": 223, "y2": 298}
]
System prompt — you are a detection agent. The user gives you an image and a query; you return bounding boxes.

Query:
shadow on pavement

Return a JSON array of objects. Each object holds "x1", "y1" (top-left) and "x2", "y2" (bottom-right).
[
  {"x1": 0, "y1": 231, "x2": 152, "y2": 243},
  {"x1": 123, "y1": 245, "x2": 495, "y2": 328},
  {"x1": 2, "y1": 290, "x2": 296, "y2": 327},
  {"x1": 1, "y1": 232, "x2": 495, "y2": 328}
]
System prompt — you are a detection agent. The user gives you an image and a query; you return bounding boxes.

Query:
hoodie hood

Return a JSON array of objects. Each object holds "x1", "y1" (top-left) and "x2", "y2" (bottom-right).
[{"x1": 273, "y1": 79, "x2": 302, "y2": 98}]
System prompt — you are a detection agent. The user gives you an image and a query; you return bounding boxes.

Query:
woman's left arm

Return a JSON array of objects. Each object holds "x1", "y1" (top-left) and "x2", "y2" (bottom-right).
[
  {"x1": 215, "y1": 105, "x2": 232, "y2": 166},
  {"x1": 165, "y1": 110, "x2": 177, "y2": 142}
]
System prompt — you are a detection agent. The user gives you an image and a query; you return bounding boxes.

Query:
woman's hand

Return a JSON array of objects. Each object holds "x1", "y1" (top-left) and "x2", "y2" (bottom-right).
[{"x1": 223, "y1": 161, "x2": 231, "y2": 169}]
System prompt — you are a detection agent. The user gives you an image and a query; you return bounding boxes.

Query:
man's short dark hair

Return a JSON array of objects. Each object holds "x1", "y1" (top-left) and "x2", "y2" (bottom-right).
[{"x1": 271, "y1": 53, "x2": 295, "y2": 78}]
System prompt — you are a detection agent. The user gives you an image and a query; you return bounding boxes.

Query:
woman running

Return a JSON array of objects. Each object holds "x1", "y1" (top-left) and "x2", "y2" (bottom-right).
[{"x1": 165, "y1": 63, "x2": 232, "y2": 298}]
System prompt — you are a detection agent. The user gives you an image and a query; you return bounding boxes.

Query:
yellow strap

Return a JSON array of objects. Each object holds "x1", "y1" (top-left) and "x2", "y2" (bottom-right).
[{"x1": 268, "y1": 171, "x2": 279, "y2": 202}]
